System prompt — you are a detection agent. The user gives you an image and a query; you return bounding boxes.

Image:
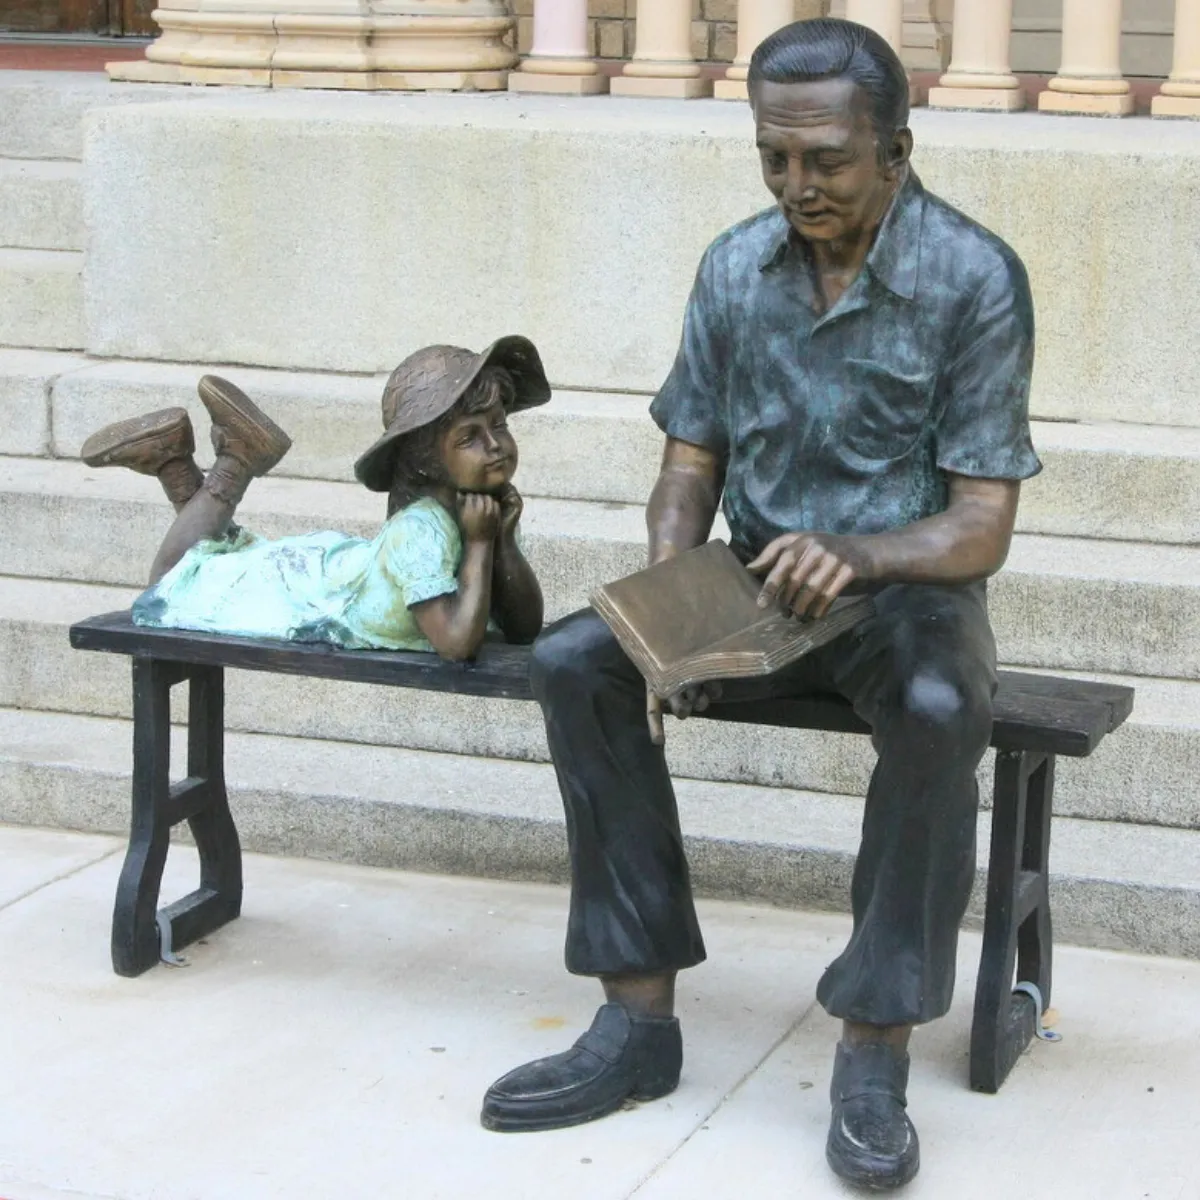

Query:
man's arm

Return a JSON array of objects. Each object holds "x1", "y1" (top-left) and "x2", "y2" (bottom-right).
[
  {"x1": 647, "y1": 437, "x2": 725, "y2": 566},
  {"x1": 749, "y1": 474, "x2": 1020, "y2": 618},
  {"x1": 644, "y1": 437, "x2": 726, "y2": 743}
]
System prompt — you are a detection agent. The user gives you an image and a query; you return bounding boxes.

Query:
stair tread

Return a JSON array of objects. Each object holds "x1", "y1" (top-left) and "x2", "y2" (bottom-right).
[
  {"x1": 3, "y1": 705, "x2": 1197, "y2": 895},
  {"x1": 3, "y1": 454, "x2": 1197, "y2": 580}
]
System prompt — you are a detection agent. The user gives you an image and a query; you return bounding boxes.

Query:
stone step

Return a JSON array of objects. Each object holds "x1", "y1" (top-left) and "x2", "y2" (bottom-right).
[
  {"x1": 0, "y1": 158, "x2": 83, "y2": 251},
  {"x1": 0, "y1": 69, "x2": 194, "y2": 161},
  {"x1": 0, "y1": 249, "x2": 83, "y2": 350},
  {"x1": 0, "y1": 348, "x2": 89, "y2": 456},
  {"x1": 23, "y1": 355, "x2": 1200, "y2": 545},
  {"x1": 1, "y1": 575, "x2": 1195, "y2": 831},
  {"x1": 2, "y1": 705, "x2": 1196, "y2": 960},
  {"x1": 1, "y1": 455, "x2": 1197, "y2": 679}
]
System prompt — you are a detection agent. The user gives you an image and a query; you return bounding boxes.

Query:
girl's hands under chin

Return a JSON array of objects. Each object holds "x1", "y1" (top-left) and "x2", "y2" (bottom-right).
[
  {"x1": 457, "y1": 492, "x2": 502, "y2": 544},
  {"x1": 496, "y1": 484, "x2": 523, "y2": 540}
]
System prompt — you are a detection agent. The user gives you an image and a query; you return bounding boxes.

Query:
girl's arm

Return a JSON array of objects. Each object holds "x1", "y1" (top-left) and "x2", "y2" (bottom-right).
[
  {"x1": 409, "y1": 495, "x2": 499, "y2": 662},
  {"x1": 490, "y1": 485, "x2": 543, "y2": 644}
]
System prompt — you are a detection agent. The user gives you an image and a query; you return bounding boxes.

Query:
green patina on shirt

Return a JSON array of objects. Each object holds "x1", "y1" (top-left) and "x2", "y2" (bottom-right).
[
  {"x1": 132, "y1": 497, "x2": 461, "y2": 651},
  {"x1": 649, "y1": 170, "x2": 1042, "y2": 559}
]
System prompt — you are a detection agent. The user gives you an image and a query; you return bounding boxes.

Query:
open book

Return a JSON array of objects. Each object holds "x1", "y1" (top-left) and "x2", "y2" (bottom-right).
[{"x1": 590, "y1": 540, "x2": 874, "y2": 697}]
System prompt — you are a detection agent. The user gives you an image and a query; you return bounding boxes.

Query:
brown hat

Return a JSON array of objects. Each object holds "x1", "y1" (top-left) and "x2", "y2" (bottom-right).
[{"x1": 353, "y1": 336, "x2": 551, "y2": 492}]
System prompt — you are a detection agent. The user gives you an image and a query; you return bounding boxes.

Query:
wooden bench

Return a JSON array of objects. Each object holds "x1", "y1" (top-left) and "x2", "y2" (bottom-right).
[{"x1": 70, "y1": 610, "x2": 1134, "y2": 1093}]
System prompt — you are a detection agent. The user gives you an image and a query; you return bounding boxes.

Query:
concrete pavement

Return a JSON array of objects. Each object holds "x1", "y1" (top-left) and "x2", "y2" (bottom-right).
[{"x1": 1, "y1": 823, "x2": 1197, "y2": 1200}]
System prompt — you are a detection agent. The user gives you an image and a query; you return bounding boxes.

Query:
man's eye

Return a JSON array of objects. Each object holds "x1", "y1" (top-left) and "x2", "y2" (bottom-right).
[{"x1": 765, "y1": 153, "x2": 787, "y2": 172}]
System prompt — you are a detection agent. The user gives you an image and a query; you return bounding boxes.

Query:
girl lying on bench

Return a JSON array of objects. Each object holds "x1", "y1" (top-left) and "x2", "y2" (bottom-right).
[{"x1": 78, "y1": 337, "x2": 549, "y2": 661}]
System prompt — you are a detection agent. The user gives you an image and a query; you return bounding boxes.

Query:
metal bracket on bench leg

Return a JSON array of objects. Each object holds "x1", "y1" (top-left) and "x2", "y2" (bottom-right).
[
  {"x1": 970, "y1": 747, "x2": 1057, "y2": 1093},
  {"x1": 111, "y1": 659, "x2": 243, "y2": 977}
]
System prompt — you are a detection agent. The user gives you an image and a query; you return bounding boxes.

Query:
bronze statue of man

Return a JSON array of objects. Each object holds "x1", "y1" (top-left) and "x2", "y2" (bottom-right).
[{"x1": 482, "y1": 18, "x2": 1040, "y2": 1191}]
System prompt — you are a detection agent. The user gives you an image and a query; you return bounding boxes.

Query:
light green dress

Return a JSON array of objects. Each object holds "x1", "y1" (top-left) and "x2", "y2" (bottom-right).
[{"x1": 132, "y1": 497, "x2": 462, "y2": 652}]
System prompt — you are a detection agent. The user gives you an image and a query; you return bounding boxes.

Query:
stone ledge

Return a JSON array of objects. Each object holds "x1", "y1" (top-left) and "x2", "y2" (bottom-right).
[{"x1": 80, "y1": 93, "x2": 1200, "y2": 428}]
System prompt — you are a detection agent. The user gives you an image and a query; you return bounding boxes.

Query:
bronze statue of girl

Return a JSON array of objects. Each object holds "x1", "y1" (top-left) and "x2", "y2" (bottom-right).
[{"x1": 80, "y1": 337, "x2": 549, "y2": 660}]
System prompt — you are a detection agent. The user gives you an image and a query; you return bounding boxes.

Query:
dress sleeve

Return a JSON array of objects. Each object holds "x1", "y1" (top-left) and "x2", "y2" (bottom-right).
[
  {"x1": 935, "y1": 255, "x2": 1042, "y2": 481},
  {"x1": 649, "y1": 245, "x2": 731, "y2": 457},
  {"x1": 380, "y1": 502, "x2": 461, "y2": 608}
]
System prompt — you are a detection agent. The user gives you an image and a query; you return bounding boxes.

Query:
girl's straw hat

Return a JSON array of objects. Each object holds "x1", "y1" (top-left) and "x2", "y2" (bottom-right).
[{"x1": 354, "y1": 336, "x2": 550, "y2": 492}]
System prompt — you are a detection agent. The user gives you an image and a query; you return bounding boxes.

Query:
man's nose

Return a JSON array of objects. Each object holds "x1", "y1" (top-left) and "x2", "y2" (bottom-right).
[{"x1": 784, "y1": 158, "x2": 817, "y2": 203}]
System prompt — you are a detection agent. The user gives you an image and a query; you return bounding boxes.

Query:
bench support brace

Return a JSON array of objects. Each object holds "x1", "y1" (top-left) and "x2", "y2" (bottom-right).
[
  {"x1": 970, "y1": 747, "x2": 1055, "y2": 1092},
  {"x1": 112, "y1": 657, "x2": 242, "y2": 977}
]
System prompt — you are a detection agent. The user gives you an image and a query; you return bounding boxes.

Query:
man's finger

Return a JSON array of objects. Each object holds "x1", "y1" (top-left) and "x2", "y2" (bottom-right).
[
  {"x1": 810, "y1": 562, "x2": 856, "y2": 619},
  {"x1": 647, "y1": 690, "x2": 665, "y2": 746},
  {"x1": 746, "y1": 536, "x2": 791, "y2": 576},
  {"x1": 779, "y1": 544, "x2": 825, "y2": 608},
  {"x1": 757, "y1": 548, "x2": 800, "y2": 608},
  {"x1": 789, "y1": 552, "x2": 839, "y2": 617}
]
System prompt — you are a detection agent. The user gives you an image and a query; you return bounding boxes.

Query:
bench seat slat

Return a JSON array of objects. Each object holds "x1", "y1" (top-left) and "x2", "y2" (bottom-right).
[{"x1": 69, "y1": 611, "x2": 1132, "y2": 758}]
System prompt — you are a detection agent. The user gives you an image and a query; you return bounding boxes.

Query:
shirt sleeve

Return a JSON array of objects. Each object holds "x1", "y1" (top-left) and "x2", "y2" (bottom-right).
[
  {"x1": 380, "y1": 502, "x2": 461, "y2": 609},
  {"x1": 648, "y1": 245, "x2": 731, "y2": 457},
  {"x1": 935, "y1": 255, "x2": 1042, "y2": 481}
]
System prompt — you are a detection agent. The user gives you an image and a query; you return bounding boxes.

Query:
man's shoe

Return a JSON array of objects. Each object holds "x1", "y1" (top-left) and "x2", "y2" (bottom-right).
[
  {"x1": 826, "y1": 1041, "x2": 920, "y2": 1191},
  {"x1": 197, "y1": 375, "x2": 291, "y2": 476},
  {"x1": 81, "y1": 407, "x2": 195, "y2": 476},
  {"x1": 480, "y1": 1003, "x2": 682, "y2": 1133}
]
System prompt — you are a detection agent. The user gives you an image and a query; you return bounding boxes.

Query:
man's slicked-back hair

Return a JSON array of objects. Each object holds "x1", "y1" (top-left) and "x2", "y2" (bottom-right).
[{"x1": 748, "y1": 19, "x2": 910, "y2": 153}]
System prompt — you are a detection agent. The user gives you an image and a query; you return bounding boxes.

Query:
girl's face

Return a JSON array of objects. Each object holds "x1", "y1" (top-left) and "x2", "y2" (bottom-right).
[{"x1": 437, "y1": 400, "x2": 518, "y2": 494}]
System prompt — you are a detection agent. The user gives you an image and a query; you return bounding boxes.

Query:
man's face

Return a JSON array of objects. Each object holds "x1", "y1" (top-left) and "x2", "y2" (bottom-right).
[
  {"x1": 437, "y1": 400, "x2": 518, "y2": 495},
  {"x1": 752, "y1": 77, "x2": 907, "y2": 246}
]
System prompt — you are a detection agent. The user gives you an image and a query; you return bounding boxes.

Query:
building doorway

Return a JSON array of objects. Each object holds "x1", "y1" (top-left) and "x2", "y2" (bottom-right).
[{"x1": 0, "y1": 0, "x2": 155, "y2": 36}]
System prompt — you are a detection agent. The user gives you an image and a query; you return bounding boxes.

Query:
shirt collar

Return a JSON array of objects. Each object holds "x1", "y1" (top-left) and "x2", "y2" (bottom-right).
[{"x1": 757, "y1": 168, "x2": 925, "y2": 302}]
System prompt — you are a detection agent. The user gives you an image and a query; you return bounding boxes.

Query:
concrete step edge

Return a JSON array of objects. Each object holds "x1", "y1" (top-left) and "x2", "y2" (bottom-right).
[{"x1": 1, "y1": 706, "x2": 1196, "y2": 960}]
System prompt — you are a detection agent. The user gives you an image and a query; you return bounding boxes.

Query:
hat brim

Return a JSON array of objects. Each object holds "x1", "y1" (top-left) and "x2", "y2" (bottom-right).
[{"x1": 353, "y1": 336, "x2": 551, "y2": 492}]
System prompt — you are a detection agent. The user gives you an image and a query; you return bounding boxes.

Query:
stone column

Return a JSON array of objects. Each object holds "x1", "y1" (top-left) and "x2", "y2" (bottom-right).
[
  {"x1": 927, "y1": 0, "x2": 1024, "y2": 111},
  {"x1": 509, "y1": 0, "x2": 607, "y2": 95},
  {"x1": 107, "y1": 0, "x2": 516, "y2": 91},
  {"x1": 1153, "y1": 0, "x2": 1200, "y2": 117},
  {"x1": 611, "y1": 0, "x2": 712, "y2": 99},
  {"x1": 1039, "y1": 0, "x2": 1133, "y2": 115},
  {"x1": 845, "y1": 0, "x2": 920, "y2": 104},
  {"x1": 714, "y1": 0, "x2": 793, "y2": 101}
]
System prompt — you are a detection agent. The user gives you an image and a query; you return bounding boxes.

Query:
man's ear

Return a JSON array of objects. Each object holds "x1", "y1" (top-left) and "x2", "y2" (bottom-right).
[{"x1": 885, "y1": 127, "x2": 914, "y2": 177}]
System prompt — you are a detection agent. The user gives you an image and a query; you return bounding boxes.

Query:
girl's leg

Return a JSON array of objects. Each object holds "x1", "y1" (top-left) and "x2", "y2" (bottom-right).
[
  {"x1": 80, "y1": 407, "x2": 204, "y2": 512},
  {"x1": 148, "y1": 376, "x2": 291, "y2": 584}
]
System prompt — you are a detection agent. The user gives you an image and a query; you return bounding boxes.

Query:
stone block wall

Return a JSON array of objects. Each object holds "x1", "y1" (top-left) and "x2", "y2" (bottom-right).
[{"x1": 514, "y1": 0, "x2": 827, "y2": 63}]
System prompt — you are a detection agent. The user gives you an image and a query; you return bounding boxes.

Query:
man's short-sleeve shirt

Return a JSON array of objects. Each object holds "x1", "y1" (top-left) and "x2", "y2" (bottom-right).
[{"x1": 649, "y1": 170, "x2": 1041, "y2": 559}]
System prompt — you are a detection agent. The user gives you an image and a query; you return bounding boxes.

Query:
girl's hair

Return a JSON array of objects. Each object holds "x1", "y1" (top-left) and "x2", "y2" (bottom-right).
[{"x1": 386, "y1": 365, "x2": 516, "y2": 517}]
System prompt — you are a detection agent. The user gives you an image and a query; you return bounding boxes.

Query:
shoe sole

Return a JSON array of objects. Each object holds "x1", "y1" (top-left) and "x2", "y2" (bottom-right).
[
  {"x1": 197, "y1": 375, "x2": 292, "y2": 461},
  {"x1": 480, "y1": 1082, "x2": 675, "y2": 1134},
  {"x1": 80, "y1": 407, "x2": 193, "y2": 468}
]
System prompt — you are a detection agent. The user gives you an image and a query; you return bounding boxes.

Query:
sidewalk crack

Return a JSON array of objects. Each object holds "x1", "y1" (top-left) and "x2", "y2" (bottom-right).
[
  {"x1": 624, "y1": 999, "x2": 819, "y2": 1198},
  {"x1": 0, "y1": 841, "x2": 123, "y2": 915}
]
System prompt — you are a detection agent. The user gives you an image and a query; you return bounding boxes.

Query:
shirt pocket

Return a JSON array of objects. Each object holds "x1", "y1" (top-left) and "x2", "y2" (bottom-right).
[{"x1": 838, "y1": 357, "x2": 936, "y2": 463}]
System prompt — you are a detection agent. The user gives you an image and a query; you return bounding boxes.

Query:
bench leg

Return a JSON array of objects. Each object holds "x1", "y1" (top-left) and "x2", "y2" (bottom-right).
[
  {"x1": 112, "y1": 656, "x2": 179, "y2": 976},
  {"x1": 969, "y1": 748, "x2": 1056, "y2": 1093},
  {"x1": 111, "y1": 660, "x2": 242, "y2": 977}
]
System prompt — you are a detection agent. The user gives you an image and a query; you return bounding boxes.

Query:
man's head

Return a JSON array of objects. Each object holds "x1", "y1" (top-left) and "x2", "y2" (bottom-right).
[{"x1": 749, "y1": 19, "x2": 912, "y2": 247}]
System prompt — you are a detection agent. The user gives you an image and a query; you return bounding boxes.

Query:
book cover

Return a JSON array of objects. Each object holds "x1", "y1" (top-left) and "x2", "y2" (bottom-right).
[{"x1": 590, "y1": 540, "x2": 873, "y2": 697}]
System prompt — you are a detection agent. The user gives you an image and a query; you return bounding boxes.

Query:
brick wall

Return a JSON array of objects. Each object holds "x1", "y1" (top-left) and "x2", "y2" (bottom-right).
[{"x1": 514, "y1": 0, "x2": 829, "y2": 63}]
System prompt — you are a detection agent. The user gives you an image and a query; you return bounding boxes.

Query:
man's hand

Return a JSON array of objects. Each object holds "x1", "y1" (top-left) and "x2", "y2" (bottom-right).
[
  {"x1": 646, "y1": 681, "x2": 723, "y2": 746},
  {"x1": 747, "y1": 532, "x2": 874, "y2": 620}
]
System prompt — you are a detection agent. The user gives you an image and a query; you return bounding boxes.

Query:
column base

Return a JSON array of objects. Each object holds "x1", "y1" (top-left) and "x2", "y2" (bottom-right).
[
  {"x1": 109, "y1": 61, "x2": 270, "y2": 86},
  {"x1": 713, "y1": 77, "x2": 748, "y2": 101},
  {"x1": 1152, "y1": 94, "x2": 1200, "y2": 118},
  {"x1": 108, "y1": 61, "x2": 509, "y2": 91},
  {"x1": 1038, "y1": 89, "x2": 1134, "y2": 116},
  {"x1": 927, "y1": 85, "x2": 1025, "y2": 112},
  {"x1": 508, "y1": 71, "x2": 608, "y2": 95},
  {"x1": 611, "y1": 75, "x2": 712, "y2": 99}
]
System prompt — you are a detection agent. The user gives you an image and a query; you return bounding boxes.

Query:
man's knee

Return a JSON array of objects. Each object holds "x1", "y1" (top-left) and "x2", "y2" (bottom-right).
[{"x1": 895, "y1": 668, "x2": 993, "y2": 754}]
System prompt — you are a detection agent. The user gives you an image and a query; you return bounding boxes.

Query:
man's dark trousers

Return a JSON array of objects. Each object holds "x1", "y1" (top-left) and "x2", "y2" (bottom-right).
[{"x1": 531, "y1": 582, "x2": 997, "y2": 1027}]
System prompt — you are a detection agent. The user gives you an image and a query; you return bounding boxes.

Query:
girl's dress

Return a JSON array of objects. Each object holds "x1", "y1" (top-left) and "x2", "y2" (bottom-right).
[{"x1": 132, "y1": 497, "x2": 463, "y2": 652}]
